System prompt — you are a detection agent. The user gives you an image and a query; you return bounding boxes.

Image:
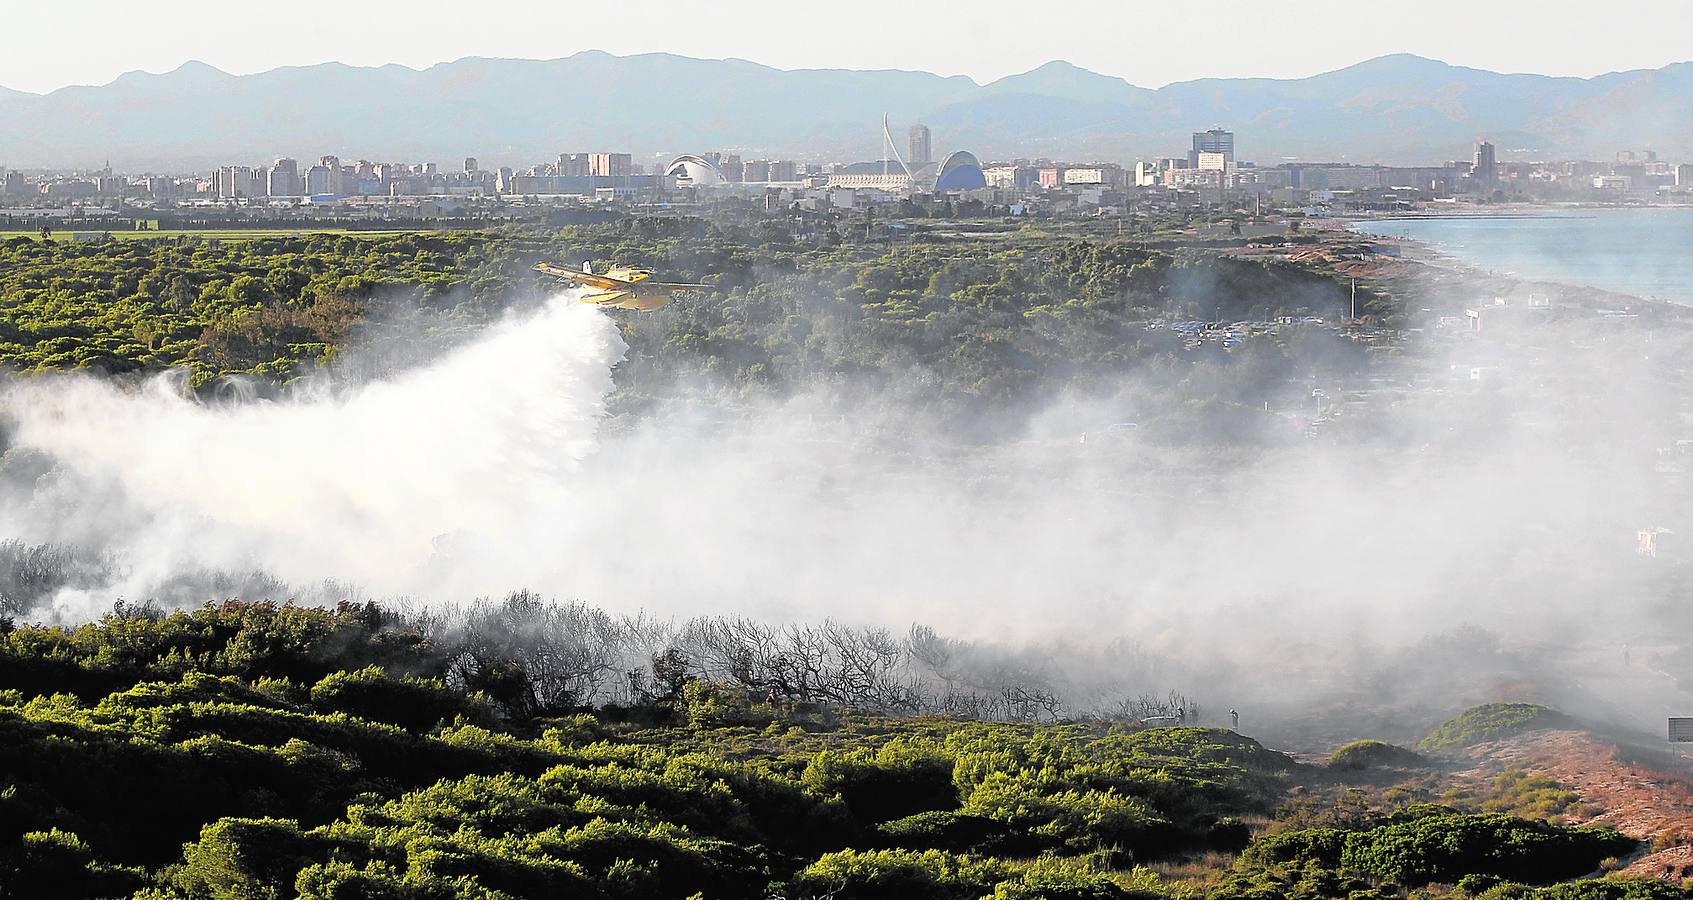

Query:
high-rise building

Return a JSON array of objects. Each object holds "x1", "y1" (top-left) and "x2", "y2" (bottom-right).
[
  {"x1": 267, "y1": 158, "x2": 299, "y2": 196},
  {"x1": 742, "y1": 159, "x2": 771, "y2": 182},
  {"x1": 1190, "y1": 128, "x2": 1234, "y2": 168},
  {"x1": 588, "y1": 153, "x2": 632, "y2": 177},
  {"x1": 909, "y1": 124, "x2": 932, "y2": 165},
  {"x1": 463, "y1": 157, "x2": 478, "y2": 174},
  {"x1": 557, "y1": 153, "x2": 590, "y2": 176},
  {"x1": 1196, "y1": 151, "x2": 1230, "y2": 173},
  {"x1": 217, "y1": 165, "x2": 264, "y2": 199},
  {"x1": 768, "y1": 160, "x2": 797, "y2": 182},
  {"x1": 1473, "y1": 141, "x2": 1498, "y2": 187},
  {"x1": 305, "y1": 164, "x2": 331, "y2": 195},
  {"x1": 313, "y1": 156, "x2": 345, "y2": 194}
]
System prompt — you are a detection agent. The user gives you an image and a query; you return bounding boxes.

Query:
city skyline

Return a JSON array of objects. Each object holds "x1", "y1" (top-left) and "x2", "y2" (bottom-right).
[
  {"x1": 3, "y1": 0, "x2": 1692, "y2": 95},
  {"x1": 14, "y1": 131, "x2": 1687, "y2": 208},
  {"x1": 7, "y1": 51, "x2": 1693, "y2": 173}
]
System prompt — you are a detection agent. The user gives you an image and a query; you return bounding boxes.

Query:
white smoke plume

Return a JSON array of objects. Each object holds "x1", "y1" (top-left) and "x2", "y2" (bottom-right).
[
  {"x1": 0, "y1": 285, "x2": 1687, "y2": 745},
  {"x1": 0, "y1": 294, "x2": 624, "y2": 617}
]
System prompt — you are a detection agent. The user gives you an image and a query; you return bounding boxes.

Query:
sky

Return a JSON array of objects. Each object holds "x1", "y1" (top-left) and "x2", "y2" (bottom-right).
[{"x1": 3, "y1": 0, "x2": 1691, "y2": 94}]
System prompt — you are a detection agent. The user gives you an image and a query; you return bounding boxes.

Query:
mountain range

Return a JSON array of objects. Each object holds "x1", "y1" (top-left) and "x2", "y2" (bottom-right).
[{"x1": 2, "y1": 51, "x2": 1691, "y2": 172}]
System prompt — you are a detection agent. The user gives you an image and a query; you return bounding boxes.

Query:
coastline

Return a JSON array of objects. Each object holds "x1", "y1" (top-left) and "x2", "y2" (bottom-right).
[
  {"x1": 1332, "y1": 212, "x2": 1693, "y2": 311},
  {"x1": 1285, "y1": 220, "x2": 1693, "y2": 322},
  {"x1": 1347, "y1": 201, "x2": 1693, "y2": 221}
]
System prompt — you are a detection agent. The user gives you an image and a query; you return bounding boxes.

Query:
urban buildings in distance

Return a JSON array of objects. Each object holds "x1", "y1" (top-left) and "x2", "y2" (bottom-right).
[{"x1": 5, "y1": 118, "x2": 1693, "y2": 233}]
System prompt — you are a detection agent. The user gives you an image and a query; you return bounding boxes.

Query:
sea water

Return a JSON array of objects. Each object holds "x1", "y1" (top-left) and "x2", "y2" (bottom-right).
[{"x1": 1351, "y1": 208, "x2": 1693, "y2": 303}]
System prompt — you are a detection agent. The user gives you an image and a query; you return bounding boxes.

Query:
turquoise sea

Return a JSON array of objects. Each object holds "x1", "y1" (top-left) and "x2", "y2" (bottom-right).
[{"x1": 1350, "y1": 208, "x2": 1693, "y2": 303}]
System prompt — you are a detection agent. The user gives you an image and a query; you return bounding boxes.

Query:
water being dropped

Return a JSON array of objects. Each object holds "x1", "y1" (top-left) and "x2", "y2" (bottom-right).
[{"x1": 0, "y1": 292, "x2": 625, "y2": 609}]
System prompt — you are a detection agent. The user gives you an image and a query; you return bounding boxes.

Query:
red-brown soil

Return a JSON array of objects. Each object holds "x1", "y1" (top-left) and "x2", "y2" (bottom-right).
[{"x1": 1457, "y1": 729, "x2": 1693, "y2": 881}]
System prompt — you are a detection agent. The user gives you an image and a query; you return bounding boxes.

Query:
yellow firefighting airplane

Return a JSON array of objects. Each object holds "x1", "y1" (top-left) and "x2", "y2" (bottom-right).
[{"x1": 533, "y1": 261, "x2": 708, "y2": 312}]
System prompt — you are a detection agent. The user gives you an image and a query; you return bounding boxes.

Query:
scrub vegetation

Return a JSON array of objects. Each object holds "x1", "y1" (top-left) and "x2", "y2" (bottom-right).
[
  {"x1": 1420, "y1": 704, "x2": 1573, "y2": 754},
  {"x1": 0, "y1": 601, "x2": 1667, "y2": 899},
  {"x1": 0, "y1": 222, "x2": 1361, "y2": 414},
  {"x1": 1328, "y1": 740, "x2": 1430, "y2": 772}
]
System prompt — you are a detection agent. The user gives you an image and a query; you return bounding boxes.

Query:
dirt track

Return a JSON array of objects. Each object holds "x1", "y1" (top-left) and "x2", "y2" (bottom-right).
[{"x1": 1460, "y1": 729, "x2": 1693, "y2": 881}]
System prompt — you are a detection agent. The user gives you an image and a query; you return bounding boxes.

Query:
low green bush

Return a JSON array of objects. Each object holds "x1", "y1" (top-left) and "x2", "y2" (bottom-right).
[
  {"x1": 987, "y1": 855, "x2": 1171, "y2": 900},
  {"x1": 1243, "y1": 812, "x2": 1634, "y2": 889},
  {"x1": 0, "y1": 827, "x2": 143, "y2": 900},
  {"x1": 1420, "y1": 704, "x2": 1571, "y2": 753},
  {"x1": 1327, "y1": 739, "x2": 1428, "y2": 771},
  {"x1": 308, "y1": 666, "x2": 496, "y2": 733},
  {"x1": 877, "y1": 810, "x2": 1017, "y2": 853},
  {"x1": 1464, "y1": 874, "x2": 1691, "y2": 898},
  {"x1": 790, "y1": 848, "x2": 1011, "y2": 900},
  {"x1": 802, "y1": 737, "x2": 957, "y2": 824},
  {"x1": 1340, "y1": 812, "x2": 1632, "y2": 885}
]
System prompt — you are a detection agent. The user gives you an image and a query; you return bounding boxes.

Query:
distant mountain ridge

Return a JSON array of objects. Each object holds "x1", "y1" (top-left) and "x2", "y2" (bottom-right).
[{"x1": 2, "y1": 51, "x2": 1690, "y2": 171}]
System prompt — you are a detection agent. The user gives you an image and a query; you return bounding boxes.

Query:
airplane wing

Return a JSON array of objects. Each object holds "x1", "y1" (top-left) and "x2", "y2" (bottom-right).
[
  {"x1": 533, "y1": 262, "x2": 629, "y2": 291},
  {"x1": 579, "y1": 289, "x2": 639, "y2": 308},
  {"x1": 646, "y1": 282, "x2": 711, "y2": 292}
]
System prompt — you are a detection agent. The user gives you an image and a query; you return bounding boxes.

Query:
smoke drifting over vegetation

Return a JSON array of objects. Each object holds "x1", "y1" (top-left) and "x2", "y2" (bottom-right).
[
  {"x1": 0, "y1": 260, "x2": 1687, "y2": 745},
  {"x1": 1, "y1": 295, "x2": 623, "y2": 615}
]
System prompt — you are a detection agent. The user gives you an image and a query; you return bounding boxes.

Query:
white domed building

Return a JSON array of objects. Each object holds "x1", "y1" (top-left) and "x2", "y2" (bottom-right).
[{"x1": 665, "y1": 155, "x2": 728, "y2": 187}]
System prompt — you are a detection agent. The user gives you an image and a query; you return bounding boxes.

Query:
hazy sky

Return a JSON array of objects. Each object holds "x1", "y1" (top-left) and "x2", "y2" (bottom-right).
[{"x1": 3, "y1": 0, "x2": 1690, "y2": 94}]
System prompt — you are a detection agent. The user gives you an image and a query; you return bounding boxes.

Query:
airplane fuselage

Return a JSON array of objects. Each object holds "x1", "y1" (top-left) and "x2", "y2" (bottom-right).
[{"x1": 532, "y1": 262, "x2": 706, "y2": 312}]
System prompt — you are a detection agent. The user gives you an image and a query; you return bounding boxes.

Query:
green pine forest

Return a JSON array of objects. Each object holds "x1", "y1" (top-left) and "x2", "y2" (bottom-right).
[{"x1": 0, "y1": 221, "x2": 1375, "y2": 419}]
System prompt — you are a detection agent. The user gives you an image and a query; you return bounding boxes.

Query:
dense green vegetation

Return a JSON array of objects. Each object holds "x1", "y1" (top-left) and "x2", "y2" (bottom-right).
[
  {"x1": 1327, "y1": 740, "x2": 1429, "y2": 772},
  {"x1": 0, "y1": 603, "x2": 1669, "y2": 899},
  {"x1": 1420, "y1": 704, "x2": 1573, "y2": 754},
  {"x1": 0, "y1": 222, "x2": 1365, "y2": 426},
  {"x1": 1232, "y1": 807, "x2": 1631, "y2": 888},
  {"x1": 0, "y1": 231, "x2": 510, "y2": 381}
]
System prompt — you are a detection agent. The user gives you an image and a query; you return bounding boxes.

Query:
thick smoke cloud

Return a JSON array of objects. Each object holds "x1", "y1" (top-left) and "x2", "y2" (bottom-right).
[
  {"x1": 0, "y1": 296, "x2": 623, "y2": 617},
  {"x1": 0, "y1": 286, "x2": 1685, "y2": 745}
]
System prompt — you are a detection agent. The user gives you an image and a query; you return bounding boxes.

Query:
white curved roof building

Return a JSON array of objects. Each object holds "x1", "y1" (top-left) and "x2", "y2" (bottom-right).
[{"x1": 665, "y1": 155, "x2": 727, "y2": 187}]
